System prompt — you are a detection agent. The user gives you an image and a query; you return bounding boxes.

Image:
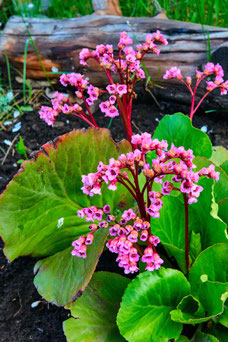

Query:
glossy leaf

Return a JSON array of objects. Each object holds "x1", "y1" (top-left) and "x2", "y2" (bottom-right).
[
  {"x1": 117, "y1": 268, "x2": 190, "y2": 342},
  {"x1": 0, "y1": 128, "x2": 132, "y2": 260},
  {"x1": 211, "y1": 146, "x2": 228, "y2": 166},
  {"x1": 171, "y1": 294, "x2": 210, "y2": 324},
  {"x1": 0, "y1": 128, "x2": 133, "y2": 305},
  {"x1": 218, "y1": 301, "x2": 228, "y2": 328},
  {"x1": 218, "y1": 198, "x2": 228, "y2": 225},
  {"x1": 221, "y1": 160, "x2": 228, "y2": 175},
  {"x1": 63, "y1": 272, "x2": 130, "y2": 342},
  {"x1": 189, "y1": 244, "x2": 228, "y2": 318},
  {"x1": 207, "y1": 324, "x2": 228, "y2": 341},
  {"x1": 152, "y1": 113, "x2": 212, "y2": 158},
  {"x1": 192, "y1": 331, "x2": 219, "y2": 342},
  {"x1": 34, "y1": 229, "x2": 108, "y2": 306}
]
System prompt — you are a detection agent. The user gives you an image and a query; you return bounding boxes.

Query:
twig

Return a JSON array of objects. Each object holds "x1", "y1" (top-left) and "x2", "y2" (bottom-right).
[
  {"x1": 1, "y1": 134, "x2": 19, "y2": 165},
  {"x1": 132, "y1": 120, "x2": 142, "y2": 133},
  {"x1": 13, "y1": 291, "x2": 23, "y2": 317}
]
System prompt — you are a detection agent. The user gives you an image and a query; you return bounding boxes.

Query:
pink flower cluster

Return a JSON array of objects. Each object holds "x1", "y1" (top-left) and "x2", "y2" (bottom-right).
[
  {"x1": 79, "y1": 30, "x2": 167, "y2": 78},
  {"x1": 39, "y1": 30, "x2": 168, "y2": 129},
  {"x1": 163, "y1": 62, "x2": 228, "y2": 96},
  {"x1": 39, "y1": 91, "x2": 83, "y2": 126},
  {"x1": 81, "y1": 133, "x2": 219, "y2": 206},
  {"x1": 60, "y1": 73, "x2": 88, "y2": 89},
  {"x1": 72, "y1": 205, "x2": 163, "y2": 274},
  {"x1": 39, "y1": 106, "x2": 58, "y2": 126}
]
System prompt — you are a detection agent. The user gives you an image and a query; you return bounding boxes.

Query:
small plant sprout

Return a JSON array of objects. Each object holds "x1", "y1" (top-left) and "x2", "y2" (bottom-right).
[
  {"x1": 39, "y1": 30, "x2": 167, "y2": 142},
  {"x1": 73, "y1": 132, "x2": 219, "y2": 274},
  {"x1": 163, "y1": 62, "x2": 228, "y2": 121}
]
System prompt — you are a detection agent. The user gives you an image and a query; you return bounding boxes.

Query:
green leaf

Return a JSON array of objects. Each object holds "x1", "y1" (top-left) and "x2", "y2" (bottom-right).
[
  {"x1": 34, "y1": 229, "x2": 108, "y2": 306},
  {"x1": 152, "y1": 113, "x2": 212, "y2": 158},
  {"x1": 63, "y1": 272, "x2": 129, "y2": 342},
  {"x1": 211, "y1": 146, "x2": 228, "y2": 166},
  {"x1": 17, "y1": 159, "x2": 25, "y2": 164},
  {"x1": 175, "y1": 337, "x2": 190, "y2": 342},
  {"x1": 207, "y1": 324, "x2": 228, "y2": 341},
  {"x1": 190, "y1": 232, "x2": 202, "y2": 262},
  {"x1": 15, "y1": 136, "x2": 26, "y2": 155},
  {"x1": 172, "y1": 244, "x2": 228, "y2": 325},
  {"x1": 221, "y1": 160, "x2": 228, "y2": 175},
  {"x1": 171, "y1": 294, "x2": 210, "y2": 324},
  {"x1": 218, "y1": 300, "x2": 228, "y2": 328},
  {"x1": 218, "y1": 198, "x2": 228, "y2": 225},
  {"x1": 0, "y1": 128, "x2": 133, "y2": 305},
  {"x1": 0, "y1": 128, "x2": 132, "y2": 260},
  {"x1": 20, "y1": 105, "x2": 33, "y2": 111},
  {"x1": 117, "y1": 268, "x2": 190, "y2": 342},
  {"x1": 192, "y1": 331, "x2": 219, "y2": 342},
  {"x1": 194, "y1": 157, "x2": 228, "y2": 203},
  {"x1": 189, "y1": 243, "x2": 228, "y2": 318}
]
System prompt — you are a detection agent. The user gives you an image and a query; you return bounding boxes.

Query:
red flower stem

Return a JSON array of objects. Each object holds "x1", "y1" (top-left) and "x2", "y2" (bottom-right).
[
  {"x1": 117, "y1": 179, "x2": 137, "y2": 201},
  {"x1": 71, "y1": 112, "x2": 96, "y2": 127},
  {"x1": 118, "y1": 173, "x2": 137, "y2": 192},
  {"x1": 135, "y1": 243, "x2": 144, "y2": 257},
  {"x1": 189, "y1": 75, "x2": 207, "y2": 121},
  {"x1": 183, "y1": 193, "x2": 190, "y2": 275},
  {"x1": 190, "y1": 91, "x2": 211, "y2": 120},
  {"x1": 117, "y1": 97, "x2": 134, "y2": 144},
  {"x1": 81, "y1": 93, "x2": 98, "y2": 127}
]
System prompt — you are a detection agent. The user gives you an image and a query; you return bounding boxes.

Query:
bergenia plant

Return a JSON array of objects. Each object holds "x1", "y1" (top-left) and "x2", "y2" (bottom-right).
[
  {"x1": 0, "y1": 30, "x2": 227, "y2": 342},
  {"x1": 39, "y1": 30, "x2": 167, "y2": 141},
  {"x1": 73, "y1": 132, "x2": 219, "y2": 274},
  {"x1": 163, "y1": 62, "x2": 228, "y2": 120}
]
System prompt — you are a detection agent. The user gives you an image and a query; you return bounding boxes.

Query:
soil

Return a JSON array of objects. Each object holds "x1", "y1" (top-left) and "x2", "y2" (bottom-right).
[{"x1": 0, "y1": 83, "x2": 227, "y2": 342}]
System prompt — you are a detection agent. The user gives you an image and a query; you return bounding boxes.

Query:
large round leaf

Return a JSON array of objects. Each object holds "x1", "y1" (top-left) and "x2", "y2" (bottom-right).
[
  {"x1": 34, "y1": 229, "x2": 108, "y2": 305},
  {"x1": 171, "y1": 245, "x2": 228, "y2": 325},
  {"x1": 189, "y1": 243, "x2": 228, "y2": 317},
  {"x1": 0, "y1": 128, "x2": 133, "y2": 305},
  {"x1": 152, "y1": 113, "x2": 212, "y2": 158},
  {"x1": 63, "y1": 272, "x2": 130, "y2": 342},
  {"x1": 117, "y1": 268, "x2": 190, "y2": 342},
  {"x1": 0, "y1": 128, "x2": 132, "y2": 260}
]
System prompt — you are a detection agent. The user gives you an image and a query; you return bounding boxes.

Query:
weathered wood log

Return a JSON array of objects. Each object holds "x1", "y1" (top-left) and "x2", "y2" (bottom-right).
[{"x1": 0, "y1": 15, "x2": 228, "y2": 108}]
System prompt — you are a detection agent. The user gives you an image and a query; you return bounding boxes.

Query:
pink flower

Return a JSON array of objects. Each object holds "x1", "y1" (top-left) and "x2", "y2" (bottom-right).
[
  {"x1": 204, "y1": 62, "x2": 215, "y2": 75},
  {"x1": 39, "y1": 106, "x2": 58, "y2": 126},
  {"x1": 79, "y1": 48, "x2": 91, "y2": 65},
  {"x1": 163, "y1": 67, "x2": 182, "y2": 80},
  {"x1": 118, "y1": 31, "x2": 133, "y2": 49},
  {"x1": 108, "y1": 179, "x2": 117, "y2": 190},
  {"x1": 116, "y1": 84, "x2": 127, "y2": 96},
  {"x1": 103, "y1": 204, "x2": 111, "y2": 213},
  {"x1": 196, "y1": 70, "x2": 203, "y2": 79},
  {"x1": 99, "y1": 101, "x2": 110, "y2": 113},
  {"x1": 214, "y1": 63, "x2": 224, "y2": 77},
  {"x1": 106, "y1": 84, "x2": 116, "y2": 94},
  {"x1": 206, "y1": 81, "x2": 217, "y2": 92},
  {"x1": 105, "y1": 105, "x2": 119, "y2": 118}
]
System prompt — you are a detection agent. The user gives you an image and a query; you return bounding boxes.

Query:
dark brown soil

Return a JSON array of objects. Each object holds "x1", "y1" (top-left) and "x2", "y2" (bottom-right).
[{"x1": 0, "y1": 84, "x2": 227, "y2": 342}]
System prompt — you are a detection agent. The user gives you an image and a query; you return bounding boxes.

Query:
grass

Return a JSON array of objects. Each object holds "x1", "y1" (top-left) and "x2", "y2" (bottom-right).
[{"x1": 0, "y1": 0, "x2": 227, "y2": 28}]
